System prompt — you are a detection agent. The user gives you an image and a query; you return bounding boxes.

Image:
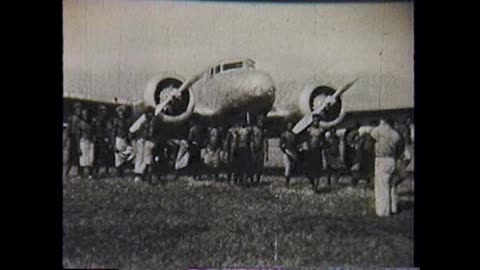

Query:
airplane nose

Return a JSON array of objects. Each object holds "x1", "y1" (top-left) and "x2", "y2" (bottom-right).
[{"x1": 248, "y1": 71, "x2": 276, "y2": 98}]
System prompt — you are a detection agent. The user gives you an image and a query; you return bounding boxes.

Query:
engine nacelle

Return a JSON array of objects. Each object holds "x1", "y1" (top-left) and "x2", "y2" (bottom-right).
[
  {"x1": 143, "y1": 72, "x2": 195, "y2": 123},
  {"x1": 298, "y1": 83, "x2": 346, "y2": 128}
]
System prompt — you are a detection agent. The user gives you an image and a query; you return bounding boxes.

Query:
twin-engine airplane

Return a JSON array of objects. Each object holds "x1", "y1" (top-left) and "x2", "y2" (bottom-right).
[{"x1": 126, "y1": 58, "x2": 357, "y2": 136}]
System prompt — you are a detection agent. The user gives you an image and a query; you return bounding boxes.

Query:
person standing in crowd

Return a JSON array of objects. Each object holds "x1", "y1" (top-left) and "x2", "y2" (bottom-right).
[
  {"x1": 356, "y1": 122, "x2": 376, "y2": 187},
  {"x1": 396, "y1": 118, "x2": 412, "y2": 146},
  {"x1": 78, "y1": 108, "x2": 95, "y2": 178},
  {"x1": 405, "y1": 117, "x2": 414, "y2": 175},
  {"x1": 201, "y1": 123, "x2": 222, "y2": 181},
  {"x1": 408, "y1": 117, "x2": 414, "y2": 144},
  {"x1": 66, "y1": 102, "x2": 83, "y2": 177},
  {"x1": 336, "y1": 128, "x2": 347, "y2": 174},
  {"x1": 234, "y1": 117, "x2": 253, "y2": 185},
  {"x1": 92, "y1": 105, "x2": 113, "y2": 178},
  {"x1": 370, "y1": 119, "x2": 403, "y2": 217},
  {"x1": 112, "y1": 106, "x2": 131, "y2": 177},
  {"x1": 393, "y1": 119, "x2": 410, "y2": 186},
  {"x1": 250, "y1": 116, "x2": 269, "y2": 184},
  {"x1": 304, "y1": 114, "x2": 325, "y2": 191},
  {"x1": 323, "y1": 129, "x2": 343, "y2": 188},
  {"x1": 344, "y1": 123, "x2": 360, "y2": 185},
  {"x1": 279, "y1": 121, "x2": 297, "y2": 188},
  {"x1": 187, "y1": 121, "x2": 205, "y2": 180},
  {"x1": 216, "y1": 126, "x2": 228, "y2": 180},
  {"x1": 397, "y1": 117, "x2": 415, "y2": 179},
  {"x1": 63, "y1": 123, "x2": 71, "y2": 180},
  {"x1": 133, "y1": 107, "x2": 156, "y2": 183},
  {"x1": 224, "y1": 123, "x2": 239, "y2": 184}
]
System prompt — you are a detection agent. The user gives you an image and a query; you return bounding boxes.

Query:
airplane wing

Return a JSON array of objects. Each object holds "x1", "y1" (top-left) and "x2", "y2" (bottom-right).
[
  {"x1": 63, "y1": 93, "x2": 144, "y2": 124},
  {"x1": 265, "y1": 106, "x2": 413, "y2": 138}
]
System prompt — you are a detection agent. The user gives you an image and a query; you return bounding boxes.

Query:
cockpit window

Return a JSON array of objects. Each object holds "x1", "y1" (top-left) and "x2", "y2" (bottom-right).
[
  {"x1": 215, "y1": 65, "x2": 221, "y2": 74},
  {"x1": 223, "y1": 62, "x2": 243, "y2": 71}
]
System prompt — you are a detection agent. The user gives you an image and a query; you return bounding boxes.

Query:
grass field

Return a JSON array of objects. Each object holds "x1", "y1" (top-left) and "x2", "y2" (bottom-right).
[{"x1": 63, "y1": 169, "x2": 414, "y2": 270}]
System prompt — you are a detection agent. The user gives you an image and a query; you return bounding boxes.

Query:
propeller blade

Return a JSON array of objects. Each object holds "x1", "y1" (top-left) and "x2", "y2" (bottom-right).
[
  {"x1": 129, "y1": 114, "x2": 146, "y2": 133},
  {"x1": 334, "y1": 78, "x2": 358, "y2": 99},
  {"x1": 292, "y1": 114, "x2": 313, "y2": 134}
]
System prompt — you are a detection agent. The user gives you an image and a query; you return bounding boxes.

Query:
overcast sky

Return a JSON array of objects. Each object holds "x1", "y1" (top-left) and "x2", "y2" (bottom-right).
[{"x1": 63, "y1": 0, "x2": 414, "y2": 111}]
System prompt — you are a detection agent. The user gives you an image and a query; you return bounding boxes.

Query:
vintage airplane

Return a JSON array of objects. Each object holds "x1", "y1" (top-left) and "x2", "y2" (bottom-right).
[
  {"x1": 124, "y1": 58, "x2": 356, "y2": 137},
  {"x1": 64, "y1": 58, "x2": 412, "y2": 139}
]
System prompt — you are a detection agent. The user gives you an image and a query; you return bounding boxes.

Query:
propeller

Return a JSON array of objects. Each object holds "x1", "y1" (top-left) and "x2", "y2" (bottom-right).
[
  {"x1": 292, "y1": 78, "x2": 358, "y2": 134},
  {"x1": 129, "y1": 69, "x2": 207, "y2": 133}
]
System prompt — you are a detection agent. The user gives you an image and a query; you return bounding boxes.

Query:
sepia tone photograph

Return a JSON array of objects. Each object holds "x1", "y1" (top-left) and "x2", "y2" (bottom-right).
[{"x1": 62, "y1": 1, "x2": 415, "y2": 269}]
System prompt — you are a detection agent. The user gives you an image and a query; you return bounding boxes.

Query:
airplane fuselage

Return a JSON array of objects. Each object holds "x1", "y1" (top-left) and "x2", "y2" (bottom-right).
[{"x1": 191, "y1": 68, "x2": 276, "y2": 122}]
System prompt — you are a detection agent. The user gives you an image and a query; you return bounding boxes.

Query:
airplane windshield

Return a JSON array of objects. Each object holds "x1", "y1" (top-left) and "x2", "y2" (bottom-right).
[{"x1": 223, "y1": 62, "x2": 243, "y2": 71}]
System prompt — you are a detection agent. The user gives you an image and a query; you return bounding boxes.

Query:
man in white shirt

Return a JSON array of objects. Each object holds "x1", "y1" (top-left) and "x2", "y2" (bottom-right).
[{"x1": 370, "y1": 119, "x2": 403, "y2": 216}]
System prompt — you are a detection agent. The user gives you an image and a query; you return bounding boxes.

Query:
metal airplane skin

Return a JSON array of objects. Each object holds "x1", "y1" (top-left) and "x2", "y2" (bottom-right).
[
  {"x1": 129, "y1": 58, "x2": 356, "y2": 135},
  {"x1": 191, "y1": 65, "x2": 276, "y2": 118},
  {"x1": 64, "y1": 58, "x2": 357, "y2": 136}
]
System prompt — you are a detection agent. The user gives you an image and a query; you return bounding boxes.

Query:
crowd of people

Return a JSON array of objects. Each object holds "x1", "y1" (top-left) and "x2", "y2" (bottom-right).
[{"x1": 63, "y1": 102, "x2": 414, "y2": 217}]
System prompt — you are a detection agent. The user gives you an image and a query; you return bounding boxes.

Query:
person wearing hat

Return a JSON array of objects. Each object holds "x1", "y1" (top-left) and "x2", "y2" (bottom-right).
[
  {"x1": 65, "y1": 102, "x2": 83, "y2": 176},
  {"x1": 112, "y1": 105, "x2": 131, "y2": 177},
  {"x1": 304, "y1": 114, "x2": 326, "y2": 191},
  {"x1": 133, "y1": 106, "x2": 156, "y2": 183},
  {"x1": 92, "y1": 105, "x2": 113, "y2": 178}
]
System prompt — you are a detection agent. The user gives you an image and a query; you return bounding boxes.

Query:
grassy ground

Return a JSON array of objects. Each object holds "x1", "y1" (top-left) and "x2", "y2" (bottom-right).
[{"x1": 63, "y1": 171, "x2": 414, "y2": 270}]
